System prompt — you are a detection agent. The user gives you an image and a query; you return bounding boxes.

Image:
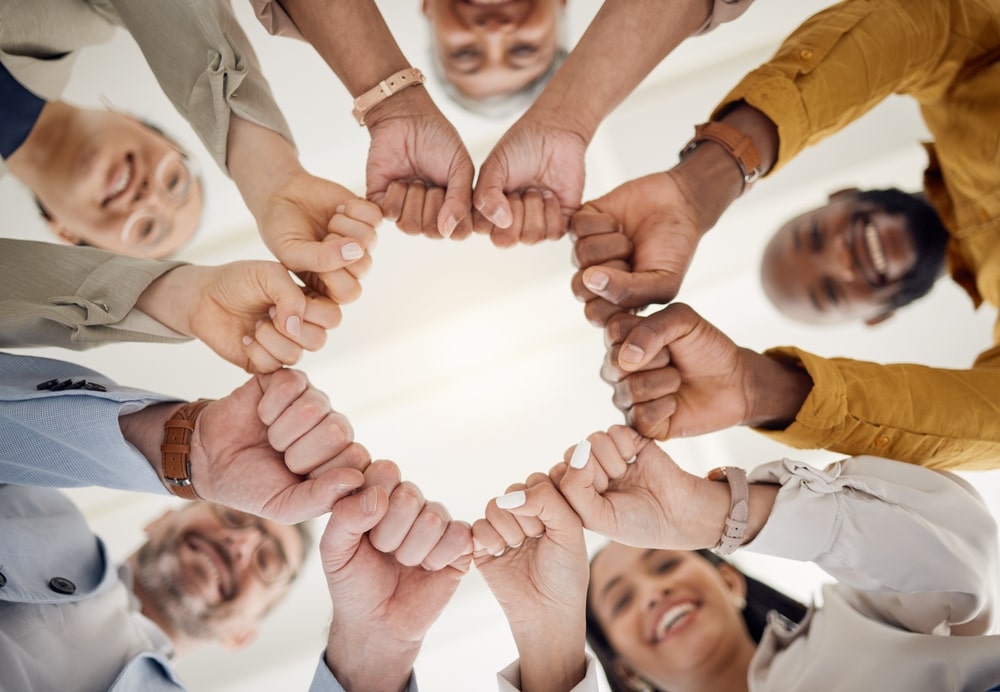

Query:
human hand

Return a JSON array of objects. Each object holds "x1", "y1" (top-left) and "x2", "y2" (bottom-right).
[
  {"x1": 602, "y1": 303, "x2": 811, "y2": 439},
  {"x1": 175, "y1": 261, "x2": 340, "y2": 373},
  {"x1": 188, "y1": 368, "x2": 370, "y2": 523},
  {"x1": 553, "y1": 426, "x2": 726, "y2": 550},
  {"x1": 473, "y1": 474, "x2": 588, "y2": 692},
  {"x1": 322, "y1": 460, "x2": 472, "y2": 692},
  {"x1": 257, "y1": 172, "x2": 381, "y2": 304},
  {"x1": 570, "y1": 171, "x2": 706, "y2": 325},
  {"x1": 366, "y1": 105, "x2": 475, "y2": 239},
  {"x1": 473, "y1": 116, "x2": 587, "y2": 246}
]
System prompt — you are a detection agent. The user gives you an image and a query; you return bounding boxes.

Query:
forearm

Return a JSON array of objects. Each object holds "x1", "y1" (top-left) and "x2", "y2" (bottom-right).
[
  {"x1": 527, "y1": 0, "x2": 714, "y2": 143},
  {"x1": 756, "y1": 346, "x2": 1000, "y2": 470},
  {"x1": 277, "y1": 0, "x2": 409, "y2": 95},
  {"x1": 324, "y1": 625, "x2": 418, "y2": 692},
  {"x1": 226, "y1": 114, "x2": 304, "y2": 222},
  {"x1": 511, "y1": 625, "x2": 587, "y2": 692},
  {"x1": 667, "y1": 101, "x2": 779, "y2": 233}
]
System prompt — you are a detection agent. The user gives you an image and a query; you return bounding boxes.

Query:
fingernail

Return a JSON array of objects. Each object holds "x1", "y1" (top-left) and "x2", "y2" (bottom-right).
[
  {"x1": 442, "y1": 215, "x2": 458, "y2": 238},
  {"x1": 569, "y1": 439, "x2": 591, "y2": 469},
  {"x1": 336, "y1": 204, "x2": 346, "y2": 214},
  {"x1": 584, "y1": 271, "x2": 609, "y2": 292},
  {"x1": 620, "y1": 344, "x2": 645, "y2": 365},
  {"x1": 285, "y1": 315, "x2": 301, "y2": 337},
  {"x1": 494, "y1": 206, "x2": 512, "y2": 228},
  {"x1": 342, "y1": 242, "x2": 364, "y2": 260},
  {"x1": 541, "y1": 189, "x2": 554, "y2": 199},
  {"x1": 626, "y1": 455, "x2": 637, "y2": 465},
  {"x1": 496, "y1": 490, "x2": 526, "y2": 509},
  {"x1": 268, "y1": 306, "x2": 277, "y2": 319},
  {"x1": 242, "y1": 335, "x2": 253, "y2": 346},
  {"x1": 493, "y1": 547, "x2": 508, "y2": 558},
  {"x1": 361, "y1": 487, "x2": 379, "y2": 514}
]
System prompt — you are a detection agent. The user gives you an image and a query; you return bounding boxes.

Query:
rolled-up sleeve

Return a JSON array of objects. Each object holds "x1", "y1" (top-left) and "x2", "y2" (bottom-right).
[
  {"x1": 710, "y1": 0, "x2": 950, "y2": 172},
  {"x1": 0, "y1": 239, "x2": 189, "y2": 349},
  {"x1": 753, "y1": 345, "x2": 1000, "y2": 470},
  {"x1": 106, "y1": 0, "x2": 295, "y2": 173},
  {"x1": 747, "y1": 455, "x2": 998, "y2": 635}
]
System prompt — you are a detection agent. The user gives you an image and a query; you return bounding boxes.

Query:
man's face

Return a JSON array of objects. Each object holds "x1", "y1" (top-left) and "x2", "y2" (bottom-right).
[
  {"x1": 423, "y1": 0, "x2": 564, "y2": 99},
  {"x1": 760, "y1": 193, "x2": 919, "y2": 324},
  {"x1": 134, "y1": 504, "x2": 304, "y2": 648},
  {"x1": 35, "y1": 110, "x2": 202, "y2": 258}
]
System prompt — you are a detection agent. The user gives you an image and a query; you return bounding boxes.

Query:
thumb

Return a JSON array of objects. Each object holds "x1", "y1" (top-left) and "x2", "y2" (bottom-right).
[
  {"x1": 615, "y1": 303, "x2": 699, "y2": 372},
  {"x1": 580, "y1": 264, "x2": 680, "y2": 312},
  {"x1": 274, "y1": 232, "x2": 366, "y2": 276},
  {"x1": 255, "y1": 263, "x2": 307, "y2": 340},
  {"x1": 473, "y1": 158, "x2": 513, "y2": 229},
  {"x1": 499, "y1": 481, "x2": 576, "y2": 528},
  {"x1": 260, "y1": 467, "x2": 366, "y2": 523},
  {"x1": 555, "y1": 449, "x2": 613, "y2": 532},
  {"x1": 438, "y1": 156, "x2": 475, "y2": 238},
  {"x1": 320, "y1": 486, "x2": 389, "y2": 572}
]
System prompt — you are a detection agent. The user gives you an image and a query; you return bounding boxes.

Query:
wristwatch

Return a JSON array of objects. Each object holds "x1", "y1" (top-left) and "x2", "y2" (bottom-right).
[
  {"x1": 706, "y1": 466, "x2": 749, "y2": 556},
  {"x1": 679, "y1": 120, "x2": 764, "y2": 193}
]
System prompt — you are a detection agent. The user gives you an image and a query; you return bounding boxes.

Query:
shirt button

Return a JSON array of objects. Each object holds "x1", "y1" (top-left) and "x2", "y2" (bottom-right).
[
  {"x1": 874, "y1": 435, "x2": 889, "y2": 448},
  {"x1": 48, "y1": 577, "x2": 76, "y2": 595},
  {"x1": 799, "y1": 48, "x2": 814, "y2": 60}
]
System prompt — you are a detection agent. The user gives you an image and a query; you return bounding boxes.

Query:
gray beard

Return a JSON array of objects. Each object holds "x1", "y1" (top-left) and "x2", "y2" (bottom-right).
[{"x1": 133, "y1": 537, "x2": 221, "y2": 640}]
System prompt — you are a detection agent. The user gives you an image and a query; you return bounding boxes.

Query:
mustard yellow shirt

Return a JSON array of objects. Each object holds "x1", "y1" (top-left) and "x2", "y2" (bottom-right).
[{"x1": 713, "y1": 0, "x2": 1000, "y2": 469}]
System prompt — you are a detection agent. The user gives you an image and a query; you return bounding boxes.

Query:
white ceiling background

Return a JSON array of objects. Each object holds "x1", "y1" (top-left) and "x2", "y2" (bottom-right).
[{"x1": 3, "y1": 0, "x2": 1000, "y2": 690}]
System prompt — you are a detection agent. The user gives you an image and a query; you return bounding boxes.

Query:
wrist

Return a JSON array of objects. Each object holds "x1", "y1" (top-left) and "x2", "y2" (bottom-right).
[
  {"x1": 136, "y1": 265, "x2": 205, "y2": 337},
  {"x1": 525, "y1": 88, "x2": 598, "y2": 146},
  {"x1": 118, "y1": 402, "x2": 186, "y2": 484},
  {"x1": 325, "y1": 625, "x2": 419, "y2": 692},
  {"x1": 362, "y1": 80, "x2": 435, "y2": 130},
  {"x1": 741, "y1": 349, "x2": 813, "y2": 429}
]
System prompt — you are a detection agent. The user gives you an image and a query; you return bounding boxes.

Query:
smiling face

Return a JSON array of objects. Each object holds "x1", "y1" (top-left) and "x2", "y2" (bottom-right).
[
  {"x1": 33, "y1": 110, "x2": 202, "y2": 258},
  {"x1": 588, "y1": 546, "x2": 752, "y2": 690},
  {"x1": 132, "y1": 504, "x2": 303, "y2": 649},
  {"x1": 423, "y1": 0, "x2": 565, "y2": 99},
  {"x1": 761, "y1": 192, "x2": 920, "y2": 325}
]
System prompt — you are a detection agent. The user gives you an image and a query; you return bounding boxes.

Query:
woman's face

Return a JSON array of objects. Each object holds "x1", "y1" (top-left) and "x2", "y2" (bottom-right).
[
  {"x1": 589, "y1": 545, "x2": 751, "y2": 689},
  {"x1": 423, "y1": 0, "x2": 565, "y2": 99}
]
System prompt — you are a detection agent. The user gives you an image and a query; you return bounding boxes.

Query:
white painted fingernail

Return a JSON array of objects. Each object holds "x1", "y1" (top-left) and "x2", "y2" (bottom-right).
[
  {"x1": 626, "y1": 455, "x2": 637, "y2": 465},
  {"x1": 493, "y1": 548, "x2": 507, "y2": 557},
  {"x1": 569, "y1": 439, "x2": 592, "y2": 469},
  {"x1": 496, "y1": 490, "x2": 526, "y2": 509},
  {"x1": 342, "y1": 242, "x2": 364, "y2": 260}
]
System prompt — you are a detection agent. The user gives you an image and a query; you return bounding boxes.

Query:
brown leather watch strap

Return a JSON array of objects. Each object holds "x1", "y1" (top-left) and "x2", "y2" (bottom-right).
[
  {"x1": 161, "y1": 399, "x2": 213, "y2": 501},
  {"x1": 679, "y1": 120, "x2": 764, "y2": 194}
]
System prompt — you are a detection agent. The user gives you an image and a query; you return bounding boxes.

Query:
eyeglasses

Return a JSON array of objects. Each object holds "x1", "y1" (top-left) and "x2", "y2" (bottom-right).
[
  {"x1": 120, "y1": 151, "x2": 197, "y2": 252},
  {"x1": 209, "y1": 505, "x2": 293, "y2": 585}
]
